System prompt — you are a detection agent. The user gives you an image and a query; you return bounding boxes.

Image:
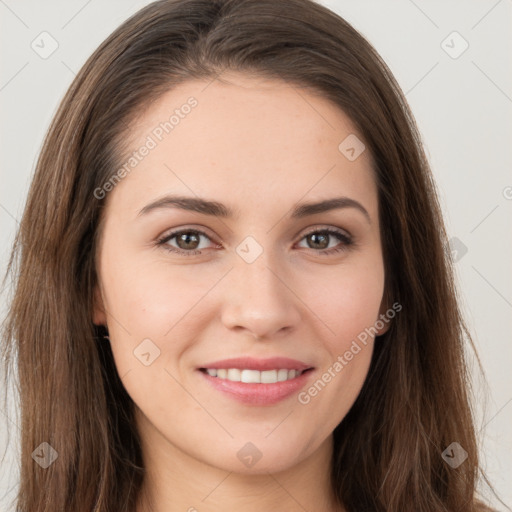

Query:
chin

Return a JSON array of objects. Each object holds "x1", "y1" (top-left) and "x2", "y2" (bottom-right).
[{"x1": 198, "y1": 436, "x2": 318, "y2": 476}]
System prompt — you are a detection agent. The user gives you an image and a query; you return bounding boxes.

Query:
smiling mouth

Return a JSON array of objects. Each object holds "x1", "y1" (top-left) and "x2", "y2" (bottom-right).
[{"x1": 199, "y1": 367, "x2": 313, "y2": 384}]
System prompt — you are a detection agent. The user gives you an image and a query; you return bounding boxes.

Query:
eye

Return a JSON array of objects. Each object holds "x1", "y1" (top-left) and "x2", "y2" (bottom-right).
[
  {"x1": 155, "y1": 226, "x2": 353, "y2": 257},
  {"x1": 296, "y1": 227, "x2": 353, "y2": 255},
  {"x1": 156, "y1": 228, "x2": 217, "y2": 256}
]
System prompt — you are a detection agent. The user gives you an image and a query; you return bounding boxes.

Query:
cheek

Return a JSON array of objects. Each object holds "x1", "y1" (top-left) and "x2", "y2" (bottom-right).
[
  {"x1": 99, "y1": 251, "x2": 225, "y2": 370},
  {"x1": 295, "y1": 272, "x2": 382, "y2": 435},
  {"x1": 297, "y1": 341, "x2": 373, "y2": 444},
  {"x1": 294, "y1": 258, "x2": 383, "y2": 413},
  {"x1": 301, "y1": 257, "x2": 385, "y2": 347},
  {"x1": 101, "y1": 231, "x2": 224, "y2": 320}
]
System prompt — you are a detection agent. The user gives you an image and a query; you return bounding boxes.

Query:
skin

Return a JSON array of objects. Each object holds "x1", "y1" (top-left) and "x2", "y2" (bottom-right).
[{"x1": 93, "y1": 71, "x2": 389, "y2": 512}]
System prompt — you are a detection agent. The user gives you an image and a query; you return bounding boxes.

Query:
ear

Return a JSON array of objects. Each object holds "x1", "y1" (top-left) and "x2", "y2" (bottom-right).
[{"x1": 92, "y1": 284, "x2": 107, "y2": 326}]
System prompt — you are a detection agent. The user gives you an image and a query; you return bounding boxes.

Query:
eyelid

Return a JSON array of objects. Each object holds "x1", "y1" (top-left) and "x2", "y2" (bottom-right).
[
  {"x1": 298, "y1": 224, "x2": 352, "y2": 239},
  {"x1": 157, "y1": 224, "x2": 217, "y2": 241}
]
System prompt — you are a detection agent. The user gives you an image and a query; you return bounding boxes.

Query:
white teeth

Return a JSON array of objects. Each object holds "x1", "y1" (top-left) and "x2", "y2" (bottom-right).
[
  {"x1": 277, "y1": 369, "x2": 289, "y2": 381},
  {"x1": 241, "y1": 369, "x2": 260, "y2": 383},
  {"x1": 260, "y1": 370, "x2": 277, "y2": 383},
  {"x1": 204, "y1": 368, "x2": 305, "y2": 383},
  {"x1": 227, "y1": 368, "x2": 241, "y2": 381}
]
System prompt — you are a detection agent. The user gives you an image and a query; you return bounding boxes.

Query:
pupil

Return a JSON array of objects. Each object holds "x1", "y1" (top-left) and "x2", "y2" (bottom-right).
[
  {"x1": 310, "y1": 233, "x2": 328, "y2": 249},
  {"x1": 179, "y1": 232, "x2": 198, "y2": 249}
]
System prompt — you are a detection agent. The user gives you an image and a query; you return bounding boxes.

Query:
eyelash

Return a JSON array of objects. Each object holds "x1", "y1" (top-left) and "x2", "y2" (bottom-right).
[{"x1": 155, "y1": 226, "x2": 353, "y2": 257}]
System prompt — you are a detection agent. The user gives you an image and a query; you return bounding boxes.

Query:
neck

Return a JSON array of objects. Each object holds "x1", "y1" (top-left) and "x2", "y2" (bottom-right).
[{"x1": 134, "y1": 410, "x2": 344, "y2": 512}]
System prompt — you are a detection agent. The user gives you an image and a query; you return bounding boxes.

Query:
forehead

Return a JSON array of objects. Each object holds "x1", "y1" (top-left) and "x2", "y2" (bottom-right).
[{"x1": 107, "y1": 71, "x2": 377, "y2": 220}]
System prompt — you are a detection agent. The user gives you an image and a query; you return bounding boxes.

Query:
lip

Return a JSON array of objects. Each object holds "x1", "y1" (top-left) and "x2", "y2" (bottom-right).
[
  {"x1": 197, "y1": 357, "x2": 315, "y2": 406},
  {"x1": 198, "y1": 356, "x2": 312, "y2": 372}
]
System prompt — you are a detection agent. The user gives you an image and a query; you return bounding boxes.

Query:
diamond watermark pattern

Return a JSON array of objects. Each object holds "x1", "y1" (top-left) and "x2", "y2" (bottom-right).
[
  {"x1": 31, "y1": 31, "x2": 59, "y2": 59},
  {"x1": 236, "y1": 236, "x2": 263, "y2": 264},
  {"x1": 134, "y1": 338, "x2": 161, "y2": 366},
  {"x1": 448, "y1": 236, "x2": 468, "y2": 263},
  {"x1": 237, "y1": 442, "x2": 263, "y2": 468},
  {"x1": 31, "y1": 442, "x2": 59, "y2": 468},
  {"x1": 441, "y1": 442, "x2": 468, "y2": 468},
  {"x1": 338, "y1": 134, "x2": 366, "y2": 161},
  {"x1": 441, "y1": 31, "x2": 469, "y2": 59}
]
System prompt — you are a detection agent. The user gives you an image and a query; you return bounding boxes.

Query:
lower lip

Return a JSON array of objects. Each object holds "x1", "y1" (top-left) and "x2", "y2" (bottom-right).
[{"x1": 198, "y1": 369, "x2": 315, "y2": 406}]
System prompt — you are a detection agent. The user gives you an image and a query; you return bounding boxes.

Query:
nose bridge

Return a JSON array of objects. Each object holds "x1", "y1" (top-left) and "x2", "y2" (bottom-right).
[
  {"x1": 238, "y1": 248, "x2": 281, "y2": 298},
  {"x1": 220, "y1": 237, "x2": 301, "y2": 338},
  {"x1": 235, "y1": 240, "x2": 288, "y2": 307}
]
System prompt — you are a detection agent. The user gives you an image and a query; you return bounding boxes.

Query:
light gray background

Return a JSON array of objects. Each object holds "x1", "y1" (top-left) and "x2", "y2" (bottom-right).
[{"x1": 1, "y1": 1, "x2": 511, "y2": 510}]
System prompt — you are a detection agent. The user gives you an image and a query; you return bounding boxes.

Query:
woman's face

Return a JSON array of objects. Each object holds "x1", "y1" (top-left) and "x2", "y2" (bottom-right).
[{"x1": 94, "y1": 72, "x2": 388, "y2": 474}]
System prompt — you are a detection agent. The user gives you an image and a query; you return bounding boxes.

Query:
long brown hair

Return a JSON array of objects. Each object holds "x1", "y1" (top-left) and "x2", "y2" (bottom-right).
[{"x1": 0, "y1": 0, "x2": 500, "y2": 510}]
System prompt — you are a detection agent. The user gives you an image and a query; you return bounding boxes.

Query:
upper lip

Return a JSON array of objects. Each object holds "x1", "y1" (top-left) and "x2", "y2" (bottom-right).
[{"x1": 199, "y1": 357, "x2": 313, "y2": 371}]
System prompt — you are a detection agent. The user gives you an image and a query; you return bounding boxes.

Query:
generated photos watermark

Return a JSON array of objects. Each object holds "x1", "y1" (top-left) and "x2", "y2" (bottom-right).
[
  {"x1": 93, "y1": 96, "x2": 198, "y2": 200},
  {"x1": 298, "y1": 301, "x2": 402, "y2": 405}
]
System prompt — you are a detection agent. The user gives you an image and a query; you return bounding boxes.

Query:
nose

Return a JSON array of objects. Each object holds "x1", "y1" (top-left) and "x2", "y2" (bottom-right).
[{"x1": 220, "y1": 251, "x2": 302, "y2": 340}]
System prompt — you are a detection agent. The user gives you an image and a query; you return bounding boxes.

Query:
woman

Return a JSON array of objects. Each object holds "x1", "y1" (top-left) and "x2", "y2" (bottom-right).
[{"x1": 0, "y1": 0, "x2": 500, "y2": 510}]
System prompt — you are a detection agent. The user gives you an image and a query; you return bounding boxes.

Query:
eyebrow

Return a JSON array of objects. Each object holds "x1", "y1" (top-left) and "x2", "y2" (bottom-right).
[{"x1": 137, "y1": 195, "x2": 371, "y2": 223}]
